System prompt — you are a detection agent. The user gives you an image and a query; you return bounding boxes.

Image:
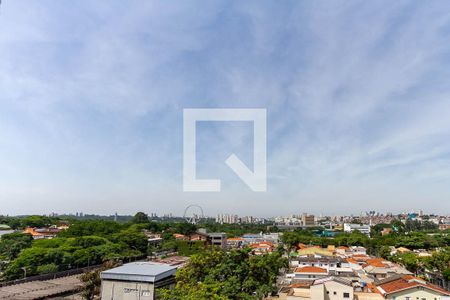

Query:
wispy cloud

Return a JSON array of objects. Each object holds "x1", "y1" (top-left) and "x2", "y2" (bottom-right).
[{"x1": 0, "y1": 0, "x2": 449, "y2": 216}]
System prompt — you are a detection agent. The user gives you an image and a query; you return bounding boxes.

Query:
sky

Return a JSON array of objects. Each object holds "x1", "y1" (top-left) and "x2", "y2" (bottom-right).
[{"x1": 1, "y1": 1, "x2": 450, "y2": 217}]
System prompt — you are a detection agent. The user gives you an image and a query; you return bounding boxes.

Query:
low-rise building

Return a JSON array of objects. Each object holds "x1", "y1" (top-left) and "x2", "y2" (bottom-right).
[
  {"x1": 293, "y1": 266, "x2": 329, "y2": 281},
  {"x1": 241, "y1": 232, "x2": 280, "y2": 245},
  {"x1": 226, "y1": 237, "x2": 244, "y2": 249},
  {"x1": 208, "y1": 232, "x2": 227, "y2": 248},
  {"x1": 278, "y1": 276, "x2": 383, "y2": 300},
  {"x1": 310, "y1": 277, "x2": 354, "y2": 300},
  {"x1": 250, "y1": 241, "x2": 274, "y2": 255},
  {"x1": 350, "y1": 246, "x2": 367, "y2": 256},
  {"x1": 364, "y1": 266, "x2": 412, "y2": 280},
  {"x1": 100, "y1": 262, "x2": 177, "y2": 300},
  {"x1": 297, "y1": 246, "x2": 334, "y2": 257},
  {"x1": 173, "y1": 233, "x2": 187, "y2": 240},
  {"x1": 290, "y1": 255, "x2": 344, "y2": 273},
  {"x1": 143, "y1": 231, "x2": 163, "y2": 246},
  {"x1": 344, "y1": 224, "x2": 371, "y2": 236},
  {"x1": 23, "y1": 226, "x2": 61, "y2": 239},
  {"x1": 189, "y1": 231, "x2": 209, "y2": 242},
  {"x1": 375, "y1": 275, "x2": 450, "y2": 300}
]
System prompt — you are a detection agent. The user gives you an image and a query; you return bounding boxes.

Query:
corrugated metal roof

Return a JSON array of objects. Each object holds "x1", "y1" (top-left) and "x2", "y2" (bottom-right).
[{"x1": 100, "y1": 262, "x2": 177, "y2": 283}]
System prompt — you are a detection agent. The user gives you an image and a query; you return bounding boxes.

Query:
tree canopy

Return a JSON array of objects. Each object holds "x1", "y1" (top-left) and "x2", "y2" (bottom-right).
[{"x1": 159, "y1": 248, "x2": 287, "y2": 300}]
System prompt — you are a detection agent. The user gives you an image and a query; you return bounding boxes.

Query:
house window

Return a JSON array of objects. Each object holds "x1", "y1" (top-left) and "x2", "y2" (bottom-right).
[{"x1": 343, "y1": 292, "x2": 350, "y2": 298}]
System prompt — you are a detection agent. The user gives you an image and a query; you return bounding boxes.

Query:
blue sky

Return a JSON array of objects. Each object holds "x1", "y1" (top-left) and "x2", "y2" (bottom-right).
[{"x1": 1, "y1": 1, "x2": 450, "y2": 216}]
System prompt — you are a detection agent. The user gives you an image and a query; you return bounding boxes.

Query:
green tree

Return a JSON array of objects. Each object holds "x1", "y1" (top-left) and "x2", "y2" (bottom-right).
[
  {"x1": 20, "y1": 216, "x2": 54, "y2": 228},
  {"x1": 160, "y1": 248, "x2": 287, "y2": 300},
  {"x1": 112, "y1": 228, "x2": 148, "y2": 253},
  {"x1": 443, "y1": 268, "x2": 450, "y2": 281},
  {"x1": 0, "y1": 232, "x2": 33, "y2": 260},
  {"x1": 58, "y1": 220, "x2": 124, "y2": 238},
  {"x1": 80, "y1": 268, "x2": 102, "y2": 300},
  {"x1": 37, "y1": 263, "x2": 58, "y2": 274},
  {"x1": 378, "y1": 246, "x2": 391, "y2": 259},
  {"x1": 395, "y1": 252, "x2": 419, "y2": 274},
  {"x1": 132, "y1": 212, "x2": 149, "y2": 224}
]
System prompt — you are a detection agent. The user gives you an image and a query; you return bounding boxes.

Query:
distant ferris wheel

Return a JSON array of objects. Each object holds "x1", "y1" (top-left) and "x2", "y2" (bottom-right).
[{"x1": 183, "y1": 205, "x2": 204, "y2": 224}]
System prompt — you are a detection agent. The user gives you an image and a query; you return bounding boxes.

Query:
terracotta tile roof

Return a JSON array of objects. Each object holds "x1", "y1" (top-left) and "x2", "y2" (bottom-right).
[
  {"x1": 227, "y1": 237, "x2": 243, "y2": 241},
  {"x1": 297, "y1": 243, "x2": 306, "y2": 249},
  {"x1": 352, "y1": 254, "x2": 370, "y2": 261},
  {"x1": 23, "y1": 227, "x2": 60, "y2": 236},
  {"x1": 377, "y1": 275, "x2": 450, "y2": 296},
  {"x1": 294, "y1": 266, "x2": 328, "y2": 274},
  {"x1": 366, "y1": 258, "x2": 387, "y2": 268},
  {"x1": 345, "y1": 258, "x2": 358, "y2": 264},
  {"x1": 261, "y1": 241, "x2": 274, "y2": 246},
  {"x1": 250, "y1": 243, "x2": 272, "y2": 248},
  {"x1": 366, "y1": 283, "x2": 383, "y2": 295},
  {"x1": 23, "y1": 227, "x2": 42, "y2": 236}
]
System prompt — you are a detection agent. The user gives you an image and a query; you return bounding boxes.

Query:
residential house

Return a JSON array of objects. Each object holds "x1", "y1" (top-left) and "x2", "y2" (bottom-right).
[
  {"x1": 250, "y1": 241, "x2": 274, "y2": 255},
  {"x1": 294, "y1": 266, "x2": 329, "y2": 281},
  {"x1": 23, "y1": 226, "x2": 61, "y2": 239},
  {"x1": 226, "y1": 237, "x2": 244, "y2": 249},
  {"x1": 310, "y1": 277, "x2": 354, "y2": 300},
  {"x1": 297, "y1": 246, "x2": 334, "y2": 257},
  {"x1": 189, "y1": 231, "x2": 208, "y2": 242},
  {"x1": 290, "y1": 255, "x2": 343, "y2": 273},
  {"x1": 173, "y1": 233, "x2": 187, "y2": 240},
  {"x1": 363, "y1": 258, "x2": 412, "y2": 280},
  {"x1": 375, "y1": 275, "x2": 450, "y2": 300}
]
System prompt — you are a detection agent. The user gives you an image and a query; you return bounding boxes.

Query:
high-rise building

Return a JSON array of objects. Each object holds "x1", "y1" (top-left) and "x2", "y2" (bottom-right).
[{"x1": 302, "y1": 213, "x2": 316, "y2": 227}]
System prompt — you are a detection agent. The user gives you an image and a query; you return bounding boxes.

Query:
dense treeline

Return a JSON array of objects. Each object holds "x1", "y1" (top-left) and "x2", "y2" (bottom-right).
[
  {"x1": 2, "y1": 213, "x2": 449, "y2": 282},
  {"x1": 282, "y1": 224, "x2": 450, "y2": 254},
  {"x1": 0, "y1": 213, "x2": 271, "y2": 280},
  {"x1": 0, "y1": 225, "x2": 147, "y2": 280},
  {"x1": 380, "y1": 247, "x2": 450, "y2": 280},
  {"x1": 0, "y1": 215, "x2": 59, "y2": 230},
  {"x1": 159, "y1": 248, "x2": 288, "y2": 300}
]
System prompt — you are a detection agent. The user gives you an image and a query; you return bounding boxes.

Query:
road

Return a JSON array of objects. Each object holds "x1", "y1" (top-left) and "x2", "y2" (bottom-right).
[{"x1": 0, "y1": 275, "x2": 83, "y2": 300}]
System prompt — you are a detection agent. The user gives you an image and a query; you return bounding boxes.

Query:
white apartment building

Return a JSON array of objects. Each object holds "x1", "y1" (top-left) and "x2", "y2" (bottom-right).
[{"x1": 343, "y1": 223, "x2": 371, "y2": 236}]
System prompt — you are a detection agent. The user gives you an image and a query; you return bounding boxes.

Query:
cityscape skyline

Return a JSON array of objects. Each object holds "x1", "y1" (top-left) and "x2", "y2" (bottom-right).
[
  {"x1": 1, "y1": 1, "x2": 450, "y2": 215},
  {"x1": 0, "y1": 208, "x2": 439, "y2": 219}
]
